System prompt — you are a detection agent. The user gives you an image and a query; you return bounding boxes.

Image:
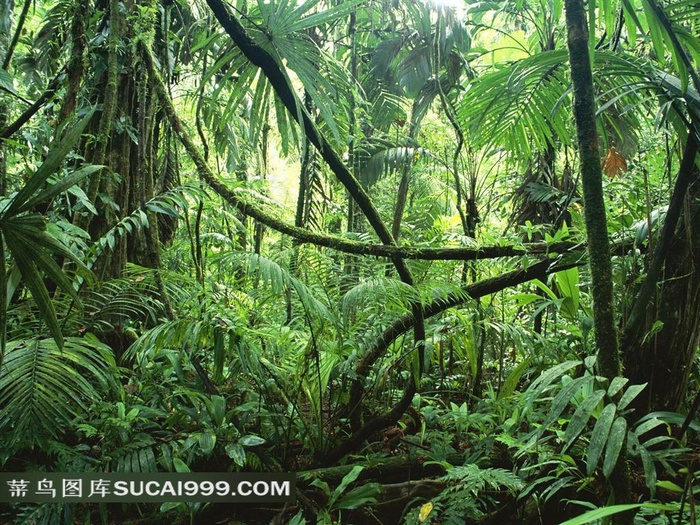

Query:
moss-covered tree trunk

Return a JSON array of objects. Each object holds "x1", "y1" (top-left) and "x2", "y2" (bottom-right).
[
  {"x1": 565, "y1": 0, "x2": 619, "y2": 378},
  {"x1": 565, "y1": 0, "x2": 630, "y2": 520},
  {"x1": 0, "y1": 0, "x2": 11, "y2": 198},
  {"x1": 70, "y1": 0, "x2": 174, "y2": 280}
]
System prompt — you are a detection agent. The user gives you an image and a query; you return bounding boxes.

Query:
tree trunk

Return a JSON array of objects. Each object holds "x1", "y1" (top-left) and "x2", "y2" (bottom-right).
[
  {"x1": 565, "y1": 0, "x2": 620, "y2": 379},
  {"x1": 73, "y1": 0, "x2": 172, "y2": 280},
  {"x1": 564, "y1": 0, "x2": 630, "y2": 519},
  {"x1": 623, "y1": 164, "x2": 700, "y2": 412}
]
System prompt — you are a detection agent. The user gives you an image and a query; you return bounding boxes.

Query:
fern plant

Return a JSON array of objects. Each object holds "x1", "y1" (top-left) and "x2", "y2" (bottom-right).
[{"x1": 403, "y1": 464, "x2": 524, "y2": 525}]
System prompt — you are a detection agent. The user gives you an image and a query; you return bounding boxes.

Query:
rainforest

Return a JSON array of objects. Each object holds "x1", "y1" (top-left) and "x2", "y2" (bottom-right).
[{"x1": 0, "y1": 0, "x2": 699, "y2": 523}]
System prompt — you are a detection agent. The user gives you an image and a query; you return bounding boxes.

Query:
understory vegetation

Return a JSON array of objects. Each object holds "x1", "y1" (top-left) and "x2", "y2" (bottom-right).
[{"x1": 0, "y1": 0, "x2": 699, "y2": 523}]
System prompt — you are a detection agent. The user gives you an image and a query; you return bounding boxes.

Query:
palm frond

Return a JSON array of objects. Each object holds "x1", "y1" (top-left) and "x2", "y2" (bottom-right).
[
  {"x1": 87, "y1": 183, "x2": 207, "y2": 269},
  {"x1": 111, "y1": 436, "x2": 159, "y2": 473},
  {"x1": 458, "y1": 47, "x2": 699, "y2": 160},
  {"x1": 361, "y1": 146, "x2": 429, "y2": 187},
  {"x1": 124, "y1": 318, "x2": 209, "y2": 364},
  {"x1": 341, "y1": 276, "x2": 420, "y2": 326},
  {"x1": 457, "y1": 49, "x2": 571, "y2": 158},
  {"x1": 81, "y1": 273, "x2": 163, "y2": 333},
  {"x1": 365, "y1": 83, "x2": 408, "y2": 132},
  {"x1": 0, "y1": 336, "x2": 117, "y2": 449},
  {"x1": 213, "y1": 251, "x2": 333, "y2": 323},
  {"x1": 595, "y1": 51, "x2": 700, "y2": 131}
]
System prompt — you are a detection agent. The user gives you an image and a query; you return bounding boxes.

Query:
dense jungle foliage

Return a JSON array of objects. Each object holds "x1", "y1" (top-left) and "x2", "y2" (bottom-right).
[{"x1": 0, "y1": 0, "x2": 699, "y2": 523}]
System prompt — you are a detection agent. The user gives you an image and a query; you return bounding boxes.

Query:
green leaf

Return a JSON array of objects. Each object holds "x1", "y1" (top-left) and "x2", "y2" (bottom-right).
[
  {"x1": 634, "y1": 416, "x2": 667, "y2": 438},
  {"x1": 329, "y1": 465, "x2": 364, "y2": 508},
  {"x1": 4, "y1": 263, "x2": 20, "y2": 309},
  {"x1": 226, "y1": 443, "x2": 246, "y2": 467},
  {"x1": 559, "y1": 504, "x2": 643, "y2": 525},
  {"x1": 457, "y1": 50, "x2": 571, "y2": 157},
  {"x1": 286, "y1": 0, "x2": 362, "y2": 33},
  {"x1": 67, "y1": 184, "x2": 98, "y2": 215},
  {"x1": 532, "y1": 279, "x2": 560, "y2": 302},
  {"x1": 206, "y1": 395, "x2": 227, "y2": 428},
  {"x1": 213, "y1": 328, "x2": 225, "y2": 383},
  {"x1": 656, "y1": 480, "x2": 683, "y2": 493},
  {"x1": 607, "y1": 376, "x2": 628, "y2": 398},
  {"x1": 587, "y1": 403, "x2": 616, "y2": 476},
  {"x1": 623, "y1": 4, "x2": 638, "y2": 47},
  {"x1": 544, "y1": 376, "x2": 593, "y2": 428},
  {"x1": 2, "y1": 109, "x2": 94, "y2": 219},
  {"x1": 240, "y1": 434, "x2": 266, "y2": 447},
  {"x1": 499, "y1": 358, "x2": 531, "y2": 400},
  {"x1": 335, "y1": 483, "x2": 381, "y2": 510},
  {"x1": 553, "y1": 267, "x2": 580, "y2": 321},
  {"x1": 3, "y1": 232, "x2": 63, "y2": 349},
  {"x1": 638, "y1": 444, "x2": 657, "y2": 496},
  {"x1": 146, "y1": 202, "x2": 180, "y2": 218},
  {"x1": 521, "y1": 375, "x2": 592, "y2": 452},
  {"x1": 0, "y1": 67, "x2": 16, "y2": 94},
  {"x1": 602, "y1": 417, "x2": 627, "y2": 477},
  {"x1": 172, "y1": 457, "x2": 190, "y2": 473},
  {"x1": 617, "y1": 383, "x2": 647, "y2": 411},
  {"x1": 0, "y1": 337, "x2": 115, "y2": 449},
  {"x1": 4, "y1": 223, "x2": 83, "y2": 303},
  {"x1": 640, "y1": 411, "x2": 700, "y2": 432},
  {"x1": 524, "y1": 360, "x2": 581, "y2": 413},
  {"x1": 19, "y1": 165, "x2": 103, "y2": 214},
  {"x1": 562, "y1": 389, "x2": 606, "y2": 452},
  {"x1": 199, "y1": 433, "x2": 216, "y2": 455},
  {"x1": 642, "y1": 0, "x2": 669, "y2": 69}
]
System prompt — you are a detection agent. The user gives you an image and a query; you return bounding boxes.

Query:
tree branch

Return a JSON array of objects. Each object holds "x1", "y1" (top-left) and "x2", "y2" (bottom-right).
[
  {"x1": 329, "y1": 256, "x2": 582, "y2": 465},
  {"x1": 0, "y1": 69, "x2": 64, "y2": 140},
  {"x1": 203, "y1": 0, "x2": 412, "y2": 278},
  {"x1": 138, "y1": 49, "x2": 597, "y2": 266},
  {"x1": 144, "y1": 46, "x2": 628, "y2": 466}
]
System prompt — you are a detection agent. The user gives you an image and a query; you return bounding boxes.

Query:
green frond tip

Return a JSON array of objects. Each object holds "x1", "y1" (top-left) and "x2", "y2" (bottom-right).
[
  {"x1": 213, "y1": 251, "x2": 332, "y2": 323},
  {"x1": 559, "y1": 504, "x2": 643, "y2": 525},
  {"x1": 361, "y1": 147, "x2": 429, "y2": 187}
]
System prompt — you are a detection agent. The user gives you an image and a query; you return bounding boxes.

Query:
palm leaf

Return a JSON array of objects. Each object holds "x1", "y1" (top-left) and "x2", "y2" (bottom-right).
[
  {"x1": 361, "y1": 146, "x2": 428, "y2": 187},
  {"x1": 2, "y1": 109, "x2": 94, "y2": 219},
  {"x1": 365, "y1": 83, "x2": 408, "y2": 131},
  {"x1": 0, "y1": 336, "x2": 117, "y2": 448},
  {"x1": 341, "y1": 276, "x2": 420, "y2": 326},
  {"x1": 123, "y1": 318, "x2": 209, "y2": 364},
  {"x1": 457, "y1": 49, "x2": 571, "y2": 158},
  {"x1": 214, "y1": 251, "x2": 332, "y2": 323},
  {"x1": 3, "y1": 218, "x2": 72, "y2": 348},
  {"x1": 20, "y1": 165, "x2": 103, "y2": 215},
  {"x1": 286, "y1": 0, "x2": 363, "y2": 33}
]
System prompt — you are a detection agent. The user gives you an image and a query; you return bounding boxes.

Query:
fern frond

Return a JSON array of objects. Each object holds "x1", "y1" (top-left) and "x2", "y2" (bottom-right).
[
  {"x1": 429, "y1": 464, "x2": 524, "y2": 523},
  {"x1": 87, "y1": 183, "x2": 207, "y2": 269},
  {"x1": 365, "y1": 83, "x2": 408, "y2": 131},
  {"x1": 112, "y1": 437, "x2": 159, "y2": 473},
  {"x1": 123, "y1": 318, "x2": 209, "y2": 364},
  {"x1": 82, "y1": 273, "x2": 162, "y2": 332},
  {"x1": 443, "y1": 463, "x2": 525, "y2": 492}
]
